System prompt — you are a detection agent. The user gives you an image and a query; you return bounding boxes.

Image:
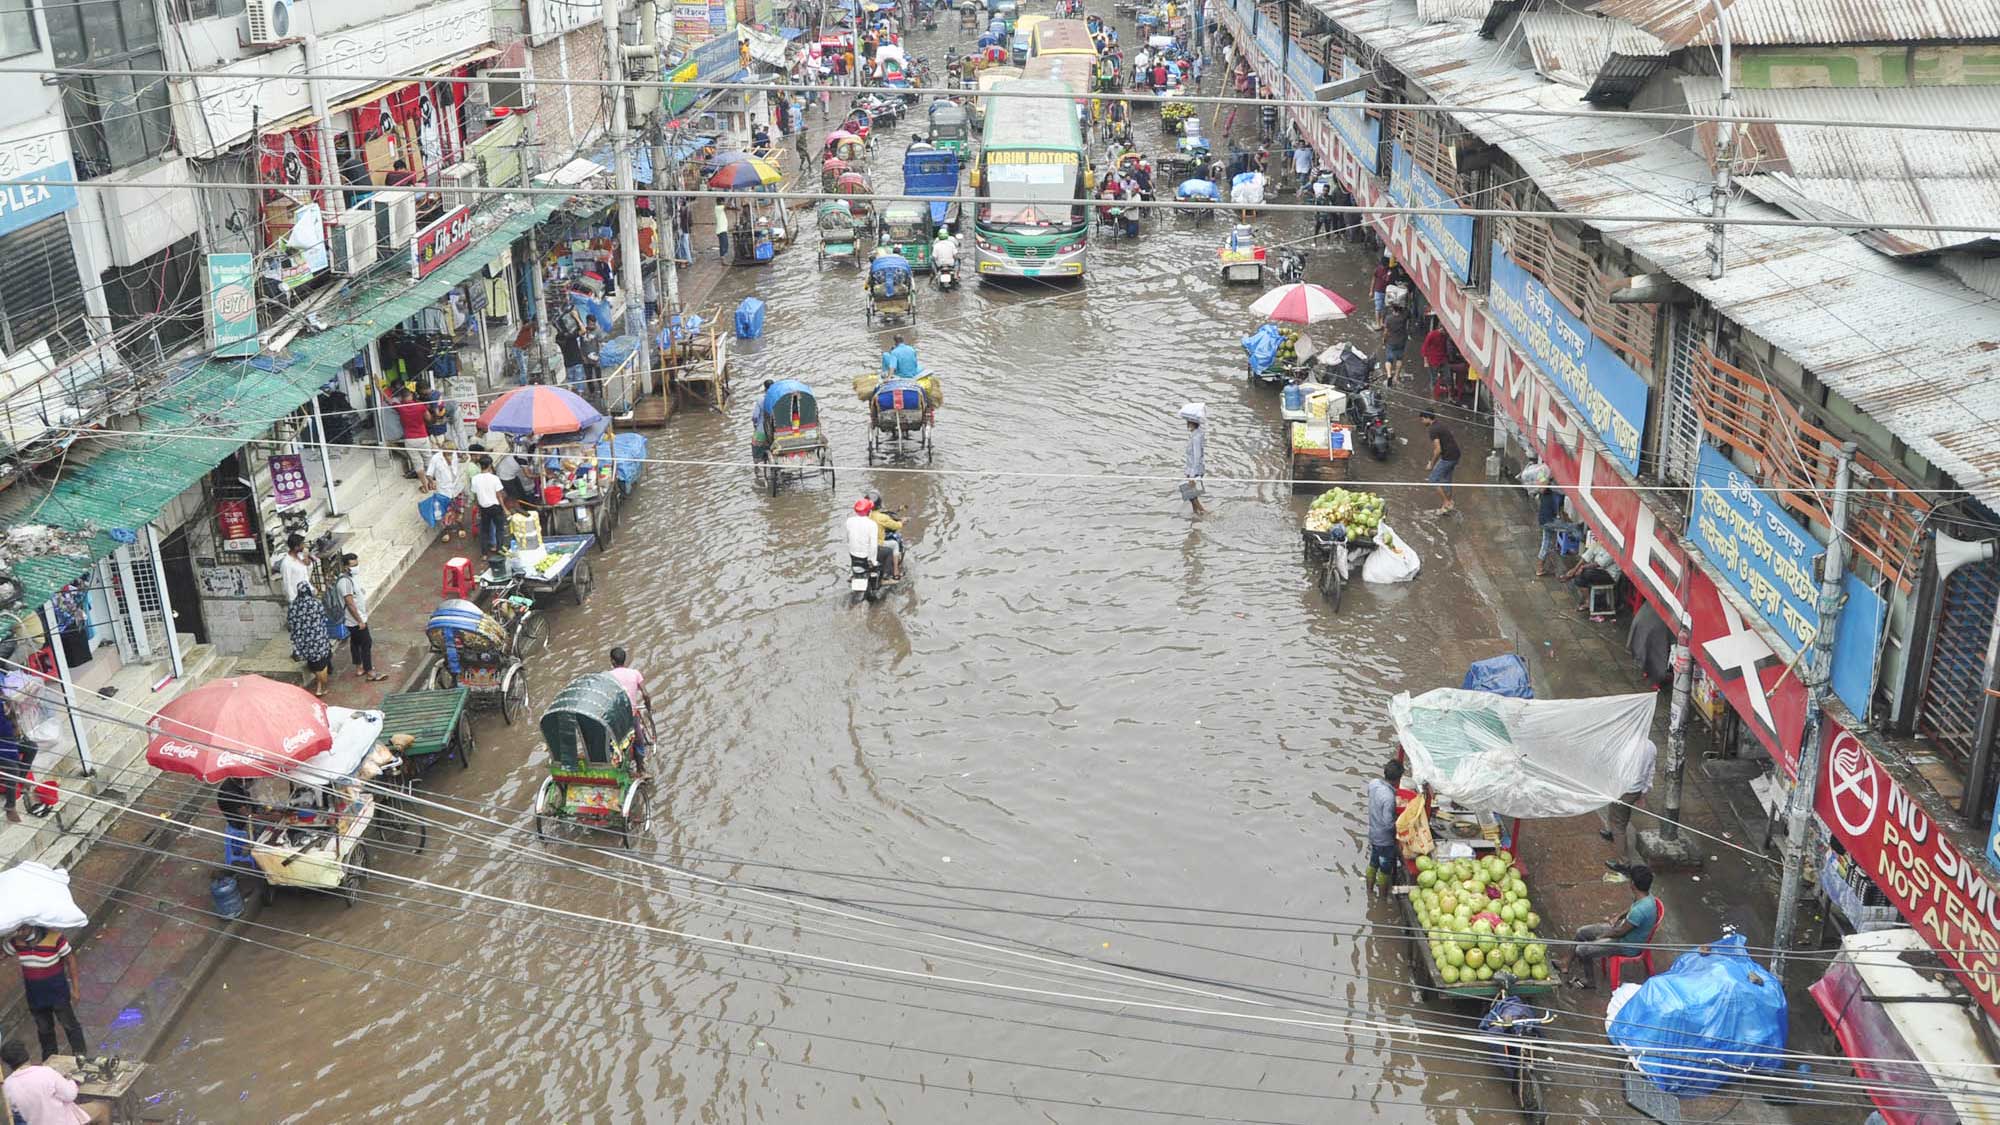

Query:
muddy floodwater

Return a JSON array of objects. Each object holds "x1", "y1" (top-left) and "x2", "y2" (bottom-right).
[{"x1": 149, "y1": 25, "x2": 1642, "y2": 1122}]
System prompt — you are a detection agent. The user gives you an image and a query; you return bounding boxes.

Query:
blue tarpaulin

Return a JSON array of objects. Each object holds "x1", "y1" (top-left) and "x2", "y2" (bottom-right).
[
  {"x1": 587, "y1": 144, "x2": 655, "y2": 185},
  {"x1": 1462, "y1": 654, "x2": 1533, "y2": 699},
  {"x1": 735, "y1": 297, "x2": 767, "y2": 338},
  {"x1": 595, "y1": 432, "x2": 647, "y2": 492},
  {"x1": 1242, "y1": 324, "x2": 1280, "y2": 374},
  {"x1": 1608, "y1": 933, "x2": 1787, "y2": 1097}
]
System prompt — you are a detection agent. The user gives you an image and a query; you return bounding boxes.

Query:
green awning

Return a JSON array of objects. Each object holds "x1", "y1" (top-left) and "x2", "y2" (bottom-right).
[{"x1": 0, "y1": 196, "x2": 565, "y2": 638}]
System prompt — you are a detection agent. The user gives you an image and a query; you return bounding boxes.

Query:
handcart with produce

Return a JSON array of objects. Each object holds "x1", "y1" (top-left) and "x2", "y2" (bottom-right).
[
  {"x1": 1388, "y1": 684, "x2": 1662, "y2": 1003},
  {"x1": 496, "y1": 531, "x2": 596, "y2": 606},
  {"x1": 1300, "y1": 487, "x2": 1386, "y2": 609}
]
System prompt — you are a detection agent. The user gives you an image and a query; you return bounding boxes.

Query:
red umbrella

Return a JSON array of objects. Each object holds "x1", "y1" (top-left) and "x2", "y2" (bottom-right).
[{"x1": 145, "y1": 675, "x2": 332, "y2": 782}]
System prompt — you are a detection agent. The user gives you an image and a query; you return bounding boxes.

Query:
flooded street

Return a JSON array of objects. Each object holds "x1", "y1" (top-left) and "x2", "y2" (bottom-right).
[{"x1": 149, "y1": 30, "x2": 1607, "y2": 1123}]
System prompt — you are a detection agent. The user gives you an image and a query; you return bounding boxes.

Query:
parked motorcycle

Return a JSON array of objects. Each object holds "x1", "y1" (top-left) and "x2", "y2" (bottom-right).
[
  {"x1": 1480, "y1": 972, "x2": 1556, "y2": 1121},
  {"x1": 1273, "y1": 247, "x2": 1307, "y2": 285},
  {"x1": 1331, "y1": 345, "x2": 1395, "y2": 460}
]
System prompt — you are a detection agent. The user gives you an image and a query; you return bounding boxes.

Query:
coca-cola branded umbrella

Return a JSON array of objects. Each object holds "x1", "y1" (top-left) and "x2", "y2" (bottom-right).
[{"x1": 145, "y1": 675, "x2": 332, "y2": 783}]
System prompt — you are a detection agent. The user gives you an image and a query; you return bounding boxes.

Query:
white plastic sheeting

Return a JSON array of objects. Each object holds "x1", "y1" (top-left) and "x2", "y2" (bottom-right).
[
  {"x1": 1391, "y1": 688, "x2": 1658, "y2": 818},
  {"x1": 287, "y1": 706, "x2": 385, "y2": 787},
  {"x1": 0, "y1": 862, "x2": 89, "y2": 932}
]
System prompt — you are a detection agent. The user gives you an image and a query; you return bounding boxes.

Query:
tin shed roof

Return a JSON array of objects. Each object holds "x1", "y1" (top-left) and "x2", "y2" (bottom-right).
[
  {"x1": 1589, "y1": 0, "x2": 2000, "y2": 48},
  {"x1": 1521, "y1": 11, "x2": 1668, "y2": 89},
  {"x1": 1304, "y1": 0, "x2": 2000, "y2": 504},
  {"x1": 1679, "y1": 81, "x2": 2000, "y2": 255}
]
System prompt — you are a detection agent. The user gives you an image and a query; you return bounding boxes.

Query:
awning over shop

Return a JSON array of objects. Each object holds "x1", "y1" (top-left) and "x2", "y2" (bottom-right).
[
  {"x1": 566, "y1": 144, "x2": 657, "y2": 185},
  {"x1": 0, "y1": 195, "x2": 565, "y2": 640}
]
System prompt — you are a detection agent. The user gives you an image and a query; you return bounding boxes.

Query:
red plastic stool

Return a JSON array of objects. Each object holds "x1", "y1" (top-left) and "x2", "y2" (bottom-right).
[
  {"x1": 1606, "y1": 900, "x2": 1667, "y2": 987},
  {"x1": 442, "y1": 557, "x2": 474, "y2": 600}
]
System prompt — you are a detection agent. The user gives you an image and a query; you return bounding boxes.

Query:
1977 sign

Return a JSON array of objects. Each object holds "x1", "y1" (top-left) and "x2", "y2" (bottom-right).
[{"x1": 412, "y1": 205, "x2": 472, "y2": 280}]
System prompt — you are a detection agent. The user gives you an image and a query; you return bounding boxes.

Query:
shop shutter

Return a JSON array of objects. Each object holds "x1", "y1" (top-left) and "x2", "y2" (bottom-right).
[
  {"x1": 0, "y1": 215, "x2": 86, "y2": 358},
  {"x1": 1917, "y1": 558, "x2": 2000, "y2": 768}
]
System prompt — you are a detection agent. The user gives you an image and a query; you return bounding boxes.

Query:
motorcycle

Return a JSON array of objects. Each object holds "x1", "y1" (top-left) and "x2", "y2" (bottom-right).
[
  {"x1": 932, "y1": 257, "x2": 960, "y2": 290},
  {"x1": 1480, "y1": 973, "x2": 1556, "y2": 1121},
  {"x1": 848, "y1": 522, "x2": 907, "y2": 606},
  {"x1": 1332, "y1": 346, "x2": 1395, "y2": 460},
  {"x1": 1273, "y1": 247, "x2": 1307, "y2": 285}
]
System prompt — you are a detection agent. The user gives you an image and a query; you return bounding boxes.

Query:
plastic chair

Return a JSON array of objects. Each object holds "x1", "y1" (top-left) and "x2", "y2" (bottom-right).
[
  {"x1": 1585, "y1": 582, "x2": 1619, "y2": 619},
  {"x1": 443, "y1": 557, "x2": 474, "y2": 600},
  {"x1": 1607, "y1": 899, "x2": 1666, "y2": 988}
]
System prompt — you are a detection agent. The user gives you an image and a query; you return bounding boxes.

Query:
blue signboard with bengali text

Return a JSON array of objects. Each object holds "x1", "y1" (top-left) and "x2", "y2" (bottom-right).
[
  {"x1": 1685, "y1": 442, "x2": 1884, "y2": 717},
  {"x1": 1326, "y1": 59, "x2": 1380, "y2": 174},
  {"x1": 1387, "y1": 143, "x2": 1473, "y2": 284},
  {"x1": 1486, "y1": 240, "x2": 1649, "y2": 473}
]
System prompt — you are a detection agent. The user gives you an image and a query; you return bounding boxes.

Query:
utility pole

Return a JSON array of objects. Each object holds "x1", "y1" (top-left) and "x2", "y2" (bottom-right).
[
  {"x1": 1705, "y1": 0, "x2": 1733, "y2": 280},
  {"x1": 644, "y1": 1, "x2": 680, "y2": 318},
  {"x1": 605, "y1": 0, "x2": 653, "y2": 390},
  {"x1": 1638, "y1": 643, "x2": 1702, "y2": 868},
  {"x1": 1770, "y1": 441, "x2": 1856, "y2": 983}
]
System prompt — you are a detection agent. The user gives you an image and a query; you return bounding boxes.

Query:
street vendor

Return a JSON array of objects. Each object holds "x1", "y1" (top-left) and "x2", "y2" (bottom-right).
[
  {"x1": 1366, "y1": 759, "x2": 1405, "y2": 899},
  {"x1": 1559, "y1": 865, "x2": 1661, "y2": 990}
]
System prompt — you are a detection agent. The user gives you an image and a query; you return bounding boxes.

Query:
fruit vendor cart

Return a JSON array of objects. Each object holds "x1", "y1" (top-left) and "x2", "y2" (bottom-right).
[
  {"x1": 1386, "y1": 684, "x2": 1662, "y2": 1002},
  {"x1": 1300, "y1": 487, "x2": 1384, "y2": 610}
]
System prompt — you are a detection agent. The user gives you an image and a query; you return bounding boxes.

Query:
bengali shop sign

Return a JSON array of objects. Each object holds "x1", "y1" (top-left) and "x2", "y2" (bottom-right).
[
  {"x1": 1686, "y1": 442, "x2": 1886, "y2": 716},
  {"x1": 1325, "y1": 58, "x2": 1380, "y2": 175},
  {"x1": 1819, "y1": 720, "x2": 2000, "y2": 1024},
  {"x1": 1488, "y1": 241, "x2": 1650, "y2": 475},
  {"x1": 1387, "y1": 143, "x2": 1473, "y2": 284}
]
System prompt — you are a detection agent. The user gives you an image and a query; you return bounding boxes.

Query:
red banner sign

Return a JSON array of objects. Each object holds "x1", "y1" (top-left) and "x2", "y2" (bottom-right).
[
  {"x1": 411, "y1": 205, "x2": 472, "y2": 280},
  {"x1": 1686, "y1": 567, "x2": 1807, "y2": 774},
  {"x1": 1816, "y1": 718, "x2": 2000, "y2": 1023},
  {"x1": 215, "y1": 498, "x2": 255, "y2": 552}
]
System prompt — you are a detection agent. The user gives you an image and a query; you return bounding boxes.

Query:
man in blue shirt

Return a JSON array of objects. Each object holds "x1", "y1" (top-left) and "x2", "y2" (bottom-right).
[
  {"x1": 1366, "y1": 759, "x2": 1404, "y2": 899},
  {"x1": 880, "y1": 335, "x2": 920, "y2": 379},
  {"x1": 1560, "y1": 865, "x2": 1662, "y2": 989}
]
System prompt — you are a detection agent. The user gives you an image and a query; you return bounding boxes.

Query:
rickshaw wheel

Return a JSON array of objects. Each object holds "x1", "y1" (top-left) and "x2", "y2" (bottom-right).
[
  {"x1": 867, "y1": 441, "x2": 877, "y2": 466},
  {"x1": 572, "y1": 559, "x2": 594, "y2": 605},
  {"x1": 499, "y1": 665, "x2": 528, "y2": 724},
  {"x1": 619, "y1": 784, "x2": 649, "y2": 848},
  {"x1": 768, "y1": 465, "x2": 781, "y2": 496},
  {"x1": 516, "y1": 610, "x2": 550, "y2": 655},
  {"x1": 431, "y1": 660, "x2": 457, "y2": 690},
  {"x1": 865, "y1": 305, "x2": 875, "y2": 326},
  {"x1": 341, "y1": 843, "x2": 370, "y2": 907}
]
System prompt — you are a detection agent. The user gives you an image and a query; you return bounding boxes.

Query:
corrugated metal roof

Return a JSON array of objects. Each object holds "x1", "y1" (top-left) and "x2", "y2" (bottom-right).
[
  {"x1": 1590, "y1": 0, "x2": 2000, "y2": 47},
  {"x1": 0, "y1": 197, "x2": 564, "y2": 638},
  {"x1": 1302, "y1": 0, "x2": 2000, "y2": 505},
  {"x1": 1679, "y1": 81, "x2": 2000, "y2": 255},
  {"x1": 1414, "y1": 0, "x2": 1491, "y2": 21},
  {"x1": 1521, "y1": 11, "x2": 1667, "y2": 89}
]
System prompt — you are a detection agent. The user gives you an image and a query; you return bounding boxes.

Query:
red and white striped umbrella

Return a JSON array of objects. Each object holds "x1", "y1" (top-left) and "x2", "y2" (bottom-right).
[{"x1": 1249, "y1": 283, "x2": 1357, "y2": 325}]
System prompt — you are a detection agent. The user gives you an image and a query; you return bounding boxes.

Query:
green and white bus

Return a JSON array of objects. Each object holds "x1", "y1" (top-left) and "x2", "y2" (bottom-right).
[{"x1": 972, "y1": 78, "x2": 1088, "y2": 279}]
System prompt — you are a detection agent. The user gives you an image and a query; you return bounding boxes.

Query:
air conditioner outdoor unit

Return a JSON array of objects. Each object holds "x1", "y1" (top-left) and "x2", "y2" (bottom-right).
[
  {"x1": 331, "y1": 207, "x2": 379, "y2": 276},
  {"x1": 372, "y1": 194, "x2": 417, "y2": 253},
  {"x1": 244, "y1": 0, "x2": 296, "y2": 46},
  {"x1": 439, "y1": 162, "x2": 481, "y2": 212},
  {"x1": 479, "y1": 68, "x2": 533, "y2": 115}
]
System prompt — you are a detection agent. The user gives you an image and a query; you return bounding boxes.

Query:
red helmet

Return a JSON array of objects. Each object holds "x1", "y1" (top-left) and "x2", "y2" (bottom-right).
[{"x1": 854, "y1": 497, "x2": 875, "y2": 515}]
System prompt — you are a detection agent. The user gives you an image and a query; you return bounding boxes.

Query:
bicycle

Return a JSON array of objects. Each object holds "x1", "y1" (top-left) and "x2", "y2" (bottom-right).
[{"x1": 1481, "y1": 971, "x2": 1558, "y2": 1120}]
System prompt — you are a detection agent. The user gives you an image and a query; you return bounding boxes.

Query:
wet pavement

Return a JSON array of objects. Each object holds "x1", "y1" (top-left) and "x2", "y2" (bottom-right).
[{"x1": 120, "y1": 18, "x2": 1863, "y2": 1125}]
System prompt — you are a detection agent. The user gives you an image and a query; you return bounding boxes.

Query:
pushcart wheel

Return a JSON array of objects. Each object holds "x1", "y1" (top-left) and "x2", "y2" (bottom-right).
[
  {"x1": 516, "y1": 610, "x2": 550, "y2": 656},
  {"x1": 867, "y1": 441, "x2": 877, "y2": 465},
  {"x1": 499, "y1": 665, "x2": 528, "y2": 725},
  {"x1": 572, "y1": 559, "x2": 594, "y2": 605},
  {"x1": 865, "y1": 306, "x2": 874, "y2": 326},
  {"x1": 431, "y1": 660, "x2": 457, "y2": 690},
  {"x1": 341, "y1": 843, "x2": 370, "y2": 906},
  {"x1": 454, "y1": 724, "x2": 475, "y2": 769},
  {"x1": 1322, "y1": 558, "x2": 1344, "y2": 611}
]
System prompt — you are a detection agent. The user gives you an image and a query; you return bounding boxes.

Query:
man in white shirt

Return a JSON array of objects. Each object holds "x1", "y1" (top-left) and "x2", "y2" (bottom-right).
[
  {"x1": 846, "y1": 497, "x2": 884, "y2": 573},
  {"x1": 277, "y1": 533, "x2": 314, "y2": 602},
  {"x1": 932, "y1": 228, "x2": 958, "y2": 272},
  {"x1": 469, "y1": 457, "x2": 508, "y2": 553},
  {"x1": 1601, "y1": 736, "x2": 1659, "y2": 855},
  {"x1": 423, "y1": 440, "x2": 469, "y2": 542}
]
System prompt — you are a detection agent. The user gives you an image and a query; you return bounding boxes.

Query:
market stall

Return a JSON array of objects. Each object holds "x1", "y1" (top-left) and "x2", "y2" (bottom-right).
[{"x1": 1390, "y1": 686, "x2": 1659, "y2": 1002}]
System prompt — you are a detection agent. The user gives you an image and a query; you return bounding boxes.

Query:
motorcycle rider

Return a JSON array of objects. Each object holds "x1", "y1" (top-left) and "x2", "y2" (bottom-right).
[
  {"x1": 845, "y1": 498, "x2": 897, "y2": 585},
  {"x1": 932, "y1": 225, "x2": 960, "y2": 284},
  {"x1": 865, "y1": 489, "x2": 905, "y2": 580}
]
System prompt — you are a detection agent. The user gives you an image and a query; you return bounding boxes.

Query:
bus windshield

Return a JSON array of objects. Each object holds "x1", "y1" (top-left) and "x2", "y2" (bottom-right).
[{"x1": 980, "y1": 160, "x2": 1078, "y2": 227}]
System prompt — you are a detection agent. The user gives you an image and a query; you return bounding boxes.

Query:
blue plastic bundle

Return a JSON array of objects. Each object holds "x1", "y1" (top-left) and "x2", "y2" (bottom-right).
[
  {"x1": 1608, "y1": 933, "x2": 1787, "y2": 1097},
  {"x1": 1462, "y1": 654, "x2": 1534, "y2": 699},
  {"x1": 735, "y1": 297, "x2": 767, "y2": 339},
  {"x1": 1242, "y1": 324, "x2": 1281, "y2": 374}
]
